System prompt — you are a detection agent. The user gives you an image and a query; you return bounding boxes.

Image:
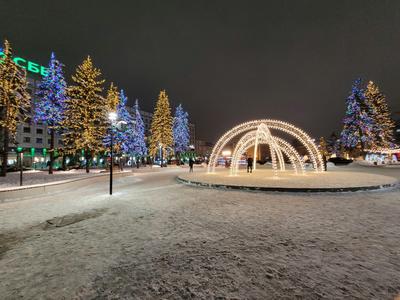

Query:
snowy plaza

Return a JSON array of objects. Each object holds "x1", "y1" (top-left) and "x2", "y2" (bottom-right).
[
  {"x1": 2, "y1": 1, "x2": 400, "y2": 299},
  {"x1": 1, "y1": 165, "x2": 400, "y2": 299}
]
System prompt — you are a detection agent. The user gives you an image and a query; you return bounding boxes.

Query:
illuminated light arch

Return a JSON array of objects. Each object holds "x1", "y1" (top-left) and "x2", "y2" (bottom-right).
[
  {"x1": 207, "y1": 119, "x2": 324, "y2": 174},
  {"x1": 230, "y1": 125, "x2": 284, "y2": 176},
  {"x1": 230, "y1": 128, "x2": 305, "y2": 176}
]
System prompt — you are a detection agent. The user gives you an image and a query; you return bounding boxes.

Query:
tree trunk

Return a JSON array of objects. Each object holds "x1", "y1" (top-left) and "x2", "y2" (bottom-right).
[
  {"x1": 1, "y1": 128, "x2": 9, "y2": 177},
  {"x1": 85, "y1": 148, "x2": 90, "y2": 173},
  {"x1": 49, "y1": 128, "x2": 55, "y2": 174}
]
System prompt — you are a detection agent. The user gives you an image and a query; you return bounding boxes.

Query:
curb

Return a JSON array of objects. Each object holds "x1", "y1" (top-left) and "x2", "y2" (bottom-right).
[{"x1": 176, "y1": 176, "x2": 399, "y2": 193}]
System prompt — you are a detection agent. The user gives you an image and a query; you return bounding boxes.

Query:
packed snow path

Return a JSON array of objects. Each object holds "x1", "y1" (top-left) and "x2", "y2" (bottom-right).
[{"x1": 0, "y1": 166, "x2": 399, "y2": 299}]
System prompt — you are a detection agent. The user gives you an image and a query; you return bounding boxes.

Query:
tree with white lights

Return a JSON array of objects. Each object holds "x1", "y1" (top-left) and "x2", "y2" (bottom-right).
[
  {"x1": 0, "y1": 40, "x2": 31, "y2": 177},
  {"x1": 62, "y1": 56, "x2": 107, "y2": 173},
  {"x1": 149, "y1": 90, "x2": 173, "y2": 159},
  {"x1": 364, "y1": 81, "x2": 395, "y2": 148}
]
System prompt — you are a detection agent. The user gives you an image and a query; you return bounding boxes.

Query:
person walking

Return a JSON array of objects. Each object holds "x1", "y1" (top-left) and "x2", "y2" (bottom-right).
[
  {"x1": 247, "y1": 156, "x2": 253, "y2": 173},
  {"x1": 189, "y1": 157, "x2": 194, "y2": 172}
]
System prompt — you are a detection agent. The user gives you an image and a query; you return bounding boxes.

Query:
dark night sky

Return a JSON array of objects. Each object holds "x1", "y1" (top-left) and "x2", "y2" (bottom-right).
[{"x1": 1, "y1": 0, "x2": 400, "y2": 142}]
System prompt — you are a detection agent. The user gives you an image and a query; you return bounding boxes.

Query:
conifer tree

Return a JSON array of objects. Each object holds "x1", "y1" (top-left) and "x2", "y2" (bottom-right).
[
  {"x1": 106, "y1": 82, "x2": 119, "y2": 112},
  {"x1": 327, "y1": 132, "x2": 340, "y2": 156},
  {"x1": 103, "y1": 83, "x2": 121, "y2": 151},
  {"x1": 364, "y1": 81, "x2": 395, "y2": 148},
  {"x1": 103, "y1": 89, "x2": 133, "y2": 154},
  {"x1": 173, "y1": 104, "x2": 190, "y2": 162},
  {"x1": 149, "y1": 90, "x2": 173, "y2": 159},
  {"x1": 116, "y1": 90, "x2": 133, "y2": 154},
  {"x1": 131, "y1": 99, "x2": 147, "y2": 158},
  {"x1": 340, "y1": 79, "x2": 374, "y2": 152},
  {"x1": 34, "y1": 52, "x2": 67, "y2": 174},
  {"x1": 319, "y1": 137, "x2": 329, "y2": 157},
  {"x1": 62, "y1": 56, "x2": 106, "y2": 173},
  {"x1": 0, "y1": 40, "x2": 31, "y2": 177}
]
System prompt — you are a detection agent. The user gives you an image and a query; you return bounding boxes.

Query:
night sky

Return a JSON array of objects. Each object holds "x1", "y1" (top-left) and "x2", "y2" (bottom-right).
[{"x1": 1, "y1": 0, "x2": 400, "y2": 142}]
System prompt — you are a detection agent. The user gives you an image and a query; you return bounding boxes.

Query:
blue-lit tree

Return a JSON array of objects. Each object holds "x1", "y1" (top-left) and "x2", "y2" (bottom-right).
[
  {"x1": 340, "y1": 78, "x2": 374, "y2": 153},
  {"x1": 173, "y1": 104, "x2": 190, "y2": 163},
  {"x1": 116, "y1": 90, "x2": 134, "y2": 154},
  {"x1": 34, "y1": 52, "x2": 67, "y2": 174},
  {"x1": 130, "y1": 99, "x2": 147, "y2": 161}
]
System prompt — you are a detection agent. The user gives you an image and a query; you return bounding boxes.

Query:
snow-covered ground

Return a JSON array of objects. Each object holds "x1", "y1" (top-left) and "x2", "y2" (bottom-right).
[
  {"x1": 0, "y1": 166, "x2": 163, "y2": 189},
  {"x1": 0, "y1": 166, "x2": 400, "y2": 299}
]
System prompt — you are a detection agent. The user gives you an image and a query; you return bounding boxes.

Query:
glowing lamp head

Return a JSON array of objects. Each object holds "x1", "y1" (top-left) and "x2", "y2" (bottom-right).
[{"x1": 108, "y1": 112, "x2": 117, "y2": 122}]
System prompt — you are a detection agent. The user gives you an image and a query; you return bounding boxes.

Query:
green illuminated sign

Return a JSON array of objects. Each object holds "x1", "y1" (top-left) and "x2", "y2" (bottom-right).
[
  {"x1": 17, "y1": 147, "x2": 23, "y2": 153},
  {"x1": 0, "y1": 50, "x2": 48, "y2": 77}
]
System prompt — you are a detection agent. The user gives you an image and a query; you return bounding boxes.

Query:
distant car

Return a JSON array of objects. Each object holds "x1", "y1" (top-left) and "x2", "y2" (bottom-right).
[{"x1": 328, "y1": 157, "x2": 353, "y2": 165}]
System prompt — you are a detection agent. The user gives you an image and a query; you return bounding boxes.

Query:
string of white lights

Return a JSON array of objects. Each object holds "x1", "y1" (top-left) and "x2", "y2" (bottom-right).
[
  {"x1": 365, "y1": 147, "x2": 400, "y2": 154},
  {"x1": 229, "y1": 129, "x2": 306, "y2": 176},
  {"x1": 208, "y1": 119, "x2": 324, "y2": 174}
]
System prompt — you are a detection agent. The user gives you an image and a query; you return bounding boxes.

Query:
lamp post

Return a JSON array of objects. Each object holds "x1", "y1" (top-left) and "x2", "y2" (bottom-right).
[
  {"x1": 108, "y1": 112, "x2": 127, "y2": 195},
  {"x1": 17, "y1": 147, "x2": 23, "y2": 186},
  {"x1": 108, "y1": 112, "x2": 117, "y2": 195}
]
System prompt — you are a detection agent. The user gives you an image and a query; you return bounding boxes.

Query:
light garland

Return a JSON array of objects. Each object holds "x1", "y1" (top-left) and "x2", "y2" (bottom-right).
[
  {"x1": 229, "y1": 126, "x2": 306, "y2": 176},
  {"x1": 207, "y1": 119, "x2": 324, "y2": 174},
  {"x1": 366, "y1": 147, "x2": 400, "y2": 154}
]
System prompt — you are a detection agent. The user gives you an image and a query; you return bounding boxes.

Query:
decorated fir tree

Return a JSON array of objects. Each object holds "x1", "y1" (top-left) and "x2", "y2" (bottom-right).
[
  {"x1": 327, "y1": 132, "x2": 340, "y2": 156},
  {"x1": 340, "y1": 79, "x2": 374, "y2": 153},
  {"x1": 103, "y1": 89, "x2": 134, "y2": 154},
  {"x1": 149, "y1": 90, "x2": 173, "y2": 159},
  {"x1": 103, "y1": 83, "x2": 121, "y2": 151},
  {"x1": 173, "y1": 104, "x2": 190, "y2": 162},
  {"x1": 106, "y1": 82, "x2": 119, "y2": 112},
  {"x1": 131, "y1": 99, "x2": 147, "y2": 158},
  {"x1": 34, "y1": 52, "x2": 67, "y2": 174},
  {"x1": 364, "y1": 81, "x2": 395, "y2": 148},
  {"x1": 62, "y1": 56, "x2": 107, "y2": 173},
  {"x1": 318, "y1": 137, "x2": 329, "y2": 157},
  {"x1": 0, "y1": 40, "x2": 31, "y2": 176},
  {"x1": 116, "y1": 90, "x2": 134, "y2": 154}
]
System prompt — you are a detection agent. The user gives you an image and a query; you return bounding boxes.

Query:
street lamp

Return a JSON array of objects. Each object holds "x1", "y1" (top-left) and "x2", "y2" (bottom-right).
[
  {"x1": 157, "y1": 142, "x2": 163, "y2": 167},
  {"x1": 109, "y1": 112, "x2": 117, "y2": 195},
  {"x1": 17, "y1": 147, "x2": 23, "y2": 186},
  {"x1": 108, "y1": 112, "x2": 127, "y2": 195}
]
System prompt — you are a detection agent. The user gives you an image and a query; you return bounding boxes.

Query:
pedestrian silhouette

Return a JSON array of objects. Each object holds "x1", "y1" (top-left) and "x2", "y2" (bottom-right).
[
  {"x1": 189, "y1": 157, "x2": 194, "y2": 172},
  {"x1": 247, "y1": 156, "x2": 253, "y2": 173}
]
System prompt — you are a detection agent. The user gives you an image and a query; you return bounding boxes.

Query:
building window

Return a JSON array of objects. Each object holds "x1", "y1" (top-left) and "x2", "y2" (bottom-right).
[
  {"x1": 48, "y1": 139, "x2": 51, "y2": 145},
  {"x1": 23, "y1": 127, "x2": 30, "y2": 133},
  {"x1": 36, "y1": 138, "x2": 43, "y2": 144},
  {"x1": 23, "y1": 137, "x2": 31, "y2": 143},
  {"x1": 36, "y1": 128, "x2": 43, "y2": 134}
]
